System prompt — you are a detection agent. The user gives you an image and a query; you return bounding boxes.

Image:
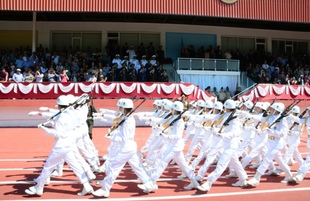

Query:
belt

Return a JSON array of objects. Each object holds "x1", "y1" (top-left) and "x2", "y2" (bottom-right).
[
  {"x1": 87, "y1": 117, "x2": 93, "y2": 120},
  {"x1": 268, "y1": 135, "x2": 279, "y2": 140}
]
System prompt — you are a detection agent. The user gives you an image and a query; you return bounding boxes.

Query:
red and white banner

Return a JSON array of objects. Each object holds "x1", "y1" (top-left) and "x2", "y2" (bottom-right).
[
  {"x1": 240, "y1": 84, "x2": 310, "y2": 102},
  {"x1": 0, "y1": 82, "x2": 214, "y2": 100}
]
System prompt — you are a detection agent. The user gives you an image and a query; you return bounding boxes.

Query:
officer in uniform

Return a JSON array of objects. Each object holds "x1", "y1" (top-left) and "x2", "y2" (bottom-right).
[{"x1": 86, "y1": 98, "x2": 97, "y2": 140}]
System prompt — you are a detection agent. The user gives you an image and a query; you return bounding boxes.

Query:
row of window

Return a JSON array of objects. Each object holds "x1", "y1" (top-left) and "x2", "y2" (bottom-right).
[{"x1": 51, "y1": 32, "x2": 309, "y2": 56}]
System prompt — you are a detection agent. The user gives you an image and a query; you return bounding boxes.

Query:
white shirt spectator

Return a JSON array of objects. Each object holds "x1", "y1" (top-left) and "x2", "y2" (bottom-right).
[
  {"x1": 12, "y1": 70, "x2": 24, "y2": 83},
  {"x1": 112, "y1": 55, "x2": 122, "y2": 69},
  {"x1": 126, "y1": 46, "x2": 136, "y2": 60},
  {"x1": 35, "y1": 72, "x2": 44, "y2": 82}
]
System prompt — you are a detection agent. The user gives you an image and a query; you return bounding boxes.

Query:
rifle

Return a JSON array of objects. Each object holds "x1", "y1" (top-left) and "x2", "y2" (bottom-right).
[
  {"x1": 210, "y1": 110, "x2": 225, "y2": 128},
  {"x1": 269, "y1": 100, "x2": 301, "y2": 129},
  {"x1": 105, "y1": 98, "x2": 146, "y2": 137},
  {"x1": 289, "y1": 107, "x2": 308, "y2": 130},
  {"x1": 41, "y1": 94, "x2": 89, "y2": 126},
  {"x1": 218, "y1": 110, "x2": 237, "y2": 133},
  {"x1": 243, "y1": 100, "x2": 259, "y2": 127},
  {"x1": 255, "y1": 98, "x2": 277, "y2": 129},
  {"x1": 263, "y1": 98, "x2": 277, "y2": 117},
  {"x1": 161, "y1": 100, "x2": 197, "y2": 134},
  {"x1": 218, "y1": 99, "x2": 245, "y2": 133}
]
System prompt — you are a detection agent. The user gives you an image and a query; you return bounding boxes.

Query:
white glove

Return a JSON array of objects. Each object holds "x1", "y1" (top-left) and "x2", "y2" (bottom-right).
[
  {"x1": 93, "y1": 112, "x2": 103, "y2": 117},
  {"x1": 99, "y1": 109, "x2": 107, "y2": 113},
  {"x1": 154, "y1": 125, "x2": 163, "y2": 132},
  {"x1": 28, "y1": 111, "x2": 39, "y2": 116},
  {"x1": 94, "y1": 116, "x2": 104, "y2": 121},
  {"x1": 39, "y1": 107, "x2": 49, "y2": 111},
  {"x1": 38, "y1": 123, "x2": 47, "y2": 130},
  {"x1": 105, "y1": 128, "x2": 112, "y2": 139}
]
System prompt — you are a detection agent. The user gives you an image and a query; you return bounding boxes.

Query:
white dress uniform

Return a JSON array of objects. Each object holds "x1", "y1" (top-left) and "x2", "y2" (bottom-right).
[
  {"x1": 138, "y1": 108, "x2": 161, "y2": 154},
  {"x1": 25, "y1": 101, "x2": 93, "y2": 196},
  {"x1": 184, "y1": 108, "x2": 205, "y2": 162},
  {"x1": 292, "y1": 114, "x2": 310, "y2": 182},
  {"x1": 182, "y1": 108, "x2": 198, "y2": 146},
  {"x1": 143, "y1": 112, "x2": 173, "y2": 166},
  {"x1": 283, "y1": 114, "x2": 304, "y2": 166},
  {"x1": 93, "y1": 99, "x2": 154, "y2": 197},
  {"x1": 75, "y1": 105, "x2": 100, "y2": 170},
  {"x1": 197, "y1": 110, "x2": 248, "y2": 192},
  {"x1": 241, "y1": 113, "x2": 270, "y2": 169},
  {"x1": 149, "y1": 114, "x2": 195, "y2": 182},
  {"x1": 247, "y1": 103, "x2": 296, "y2": 186},
  {"x1": 237, "y1": 110, "x2": 256, "y2": 158}
]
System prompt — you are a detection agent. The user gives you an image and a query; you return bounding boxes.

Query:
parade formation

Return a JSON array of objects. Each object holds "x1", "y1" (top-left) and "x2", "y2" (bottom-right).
[{"x1": 24, "y1": 94, "x2": 310, "y2": 198}]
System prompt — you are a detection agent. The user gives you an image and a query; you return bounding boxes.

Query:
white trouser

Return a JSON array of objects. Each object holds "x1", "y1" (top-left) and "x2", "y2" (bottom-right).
[
  {"x1": 237, "y1": 128, "x2": 255, "y2": 157},
  {"x1": 35, "y1": 144, "x2": 89, "y2": 189},
  {"x1": 151, "y1": 144, "x2": 195, "y2": 181},
  {"x1": 185, "y1": 127, "x2": 204, "y2": 162},
  {"x1": 207, "y1": 138, "x2": 248, "y2": 183},
  {"x1": 242, "y1": 133, "x2": 268, "y2": 168},
  {"x1": 197, "y1": 135, "x2": 223, "y2": 178},
  {"x1": 299, "y1": 152, "x2": 310, "y2": 174},
  {"x1": 145, "y1": 135, "x2": 165, "y2": 165},
  {"x1": 141, "y1": 128, "x2": 157, "y2": 154},
  {"x1": 100, "y1": 141, "x2": 151, "y2": 192},
  {"x1": 182, "y1": 124, "x2": 195, "y2": 146},
  {"x1": 190, "y1": 129, "x2": 213, "y2": 168},
  {"x1": 257, "y1": 139, "x2": 293, "y2": 178},
  {"x1": 284, "y1": 136, "x2": 303, "y2": 167}
]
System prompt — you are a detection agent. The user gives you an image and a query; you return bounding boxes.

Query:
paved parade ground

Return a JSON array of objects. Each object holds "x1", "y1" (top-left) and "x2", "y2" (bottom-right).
[{"x1": 1, "y1": 99, "x2": 310, "y2": 201}]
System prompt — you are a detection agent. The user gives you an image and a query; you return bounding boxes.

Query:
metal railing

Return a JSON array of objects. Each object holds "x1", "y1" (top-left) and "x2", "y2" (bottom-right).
[
  {"x1": 239, "y1": 72, "x2": 256, "y2": 90},
  {"x1": 176, "y1": 58, "x2": 240, "y2": 71}
]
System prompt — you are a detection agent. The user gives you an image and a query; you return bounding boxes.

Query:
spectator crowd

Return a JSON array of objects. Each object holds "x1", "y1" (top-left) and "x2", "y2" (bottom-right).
[
  {"x1": 1, "y1": 43, "x2": 309, "y2": 90},
  {"x1": 0, "y1": 42, "x2": 168, "y2": 83},
  {"x1": 181, "y1": 44, "x2": 309, "y2": 85}
]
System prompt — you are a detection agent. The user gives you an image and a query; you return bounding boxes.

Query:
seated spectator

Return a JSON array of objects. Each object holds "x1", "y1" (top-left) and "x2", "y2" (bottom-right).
[
  {"x1": 47, "y1": 69, "x2": 58, "y2": 82},
  {"x1": 224, "y1": 49, "x2": 232, "y2": 59},
  {"x1": 225, "y1": 86, "x2": 232, "y2": 100},
  {"x1": 298, "y1": 74, "x2": 305, "y2": 85},
  {"x1": 87, "y1": 73, "x2": 97, "y2": 83},
  {"x1": 217, "y1": 87, "x2": 226, "y2": 103},
  {"x1": 98, "y1": 74, "x2": 107, "y2": 82},
  {"x1": 205, "y1": 86, "x2": 211, "y2": 94},
  {"x1": 71, "y1": 70, "x2": 78, "y2": 82},
  {"x1": 234, "y1": 87, "x2": 242, "y2": 99},
  {"x1": 0, "y1": 67, "x2": 9, "y2": 82},
  {"x1": 211, "y1": 87, "x2": 218, "y2": 97},
  {"x1": 60, "y1": 69, "x2": 69, "y2": 83},
  {"x1": 23, "y1": 69, "x2": 35, "y2": 82},
  {"x1": 12, "y1": 69, "x2": 23, "y2": 83},
  {"x1": 290, "y1": 76, "x2": 298, "y2": 85},
  {"x1": 35, "y1": 67, "x2": 44, "y2": 82},
  {"x1": 159, "y1": 70, "x2": 169, "y2": 82},
  {"x1": 137, "y1": 66, "x2": 147, "y2": 82}
]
